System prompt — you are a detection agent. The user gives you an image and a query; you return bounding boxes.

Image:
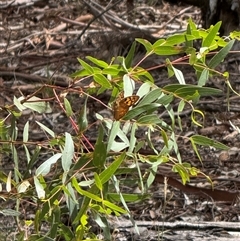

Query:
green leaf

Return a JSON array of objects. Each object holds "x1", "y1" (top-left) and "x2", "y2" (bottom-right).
[
  {"x1": 6, "y1": 171, "x2": 11, "y2": 192},
  {"x1": 152, "y1": 38, "x2": 165, "y2": 48},
  {"x1": 94, "y1": 173, "x2": 103, "y2": 191},
  {"x1": 190, "y1": 138, "x2": 202, "y2": 162},
  {"x1": 136, "y1": 38, "x2": 153, "y2": 53},
  {"x1": 172, "y1": 163, "x2": 190, "y2": 185},
  {"x1": 208, "y1": 39, "x2": 235, "y2": 68},
  {"x1": 108, "y1": 193, "x2": 148, "y2": 202},
  {"x1": 102, "y1": 66, "x2": 121, "y2": 75},
  {"x1": 124, "y1": 103, "x2": 160, "y2": 120},
  {"x1": 71, "y1": 68, "x2": 89, "y2": 78},
  {"x1": 190, "y1": 135, "x2": 229, "y2": 150},
  {"x1": 78, "y1": 96, "x2": 88, "y2": 132},
  {"x1": 93, "y1": 125, "x2": 107, "y2": 168},
  {"x1": 198, "y1": 68, "x2": 209, "y2": 86},
  {"x1": 0, "y1": 209, "x2": 21, "y2": 216},
  {"x1": 137, "y1": 89, "x2": 162, "y2": 106},
  {"x1": 99, "y1": 153, "x2": 126, "y2": 185},
  {"x1": 202, "y1": 21, "x2": 222, "y2": 47},
  {"x1": 14, "y1": 96, "x2": 25, "y2": 111},
  {"x1": 154, "y1": 46, "x2": 186, "y2": 55},
  {"x1": 23, "y1": 121, "x2": 29, "y2": 142},
  {"x1": 92, "y1": 213, "x2": 111, "y2": 240},
  {"x1": 137, "y1": 114, "x2": 162, "y2": 124},
  {"x1": 64, "y1": 98, "x2": 73, "y2": 117},
  {"x1": 61, "y1": 133, "x2": 74, "y2": 173},
  {"x1": 86, "y1": 56, "x2": 108, "y2": 68},
  {"x1": 35, "y1": 153, "x2": 62, "y2": 176},
  {"x1": 128, "y1": 122, "x2": 137, "y2": 153},
  {"x1": 93, "y1": 73, "x2": 112, "y2": 88},
  {"x1": 123, "y1": 75, "x2": 136, "y2": 96},
  {"x1": 15, "y1": 96, "x2": 52, "y2": 113},
  {"x1": 172, "y1": 66, "x2": 185, "y2": 84},
  {"x1": 107, "y1": 121, "x2": 120, "y2": 152},
  {"x1": 36, "y1": 121, "x2": 55, "y2": 138},
  {"x1": 78, "y1": 58, "x2": 94, "y2": 74},
  {"x1": 34, "y1": 176, "x2": 45, "y2": 199},
  {"x1": 161, "y1": 129, "x2": 169, "y2": 148},
  {"x1": 17, "y1": 180, "x2": 31, "y2": 193},
  {"x1": 102, "y1": 200, "x2": 127, "y2": 214},
  {"x1": 156, "y1": 94, "x2": 174, "y2": 105},
  {"x1": 191, "y1": 109, "x2": 204, "y2": 127},
  {"x1": 163, "y1": 84, "x2": 222, "y2": 97},
  {"x1": 165, "y1": 33, "x2": 197, "y2": 45},
  {"x1": 125, "y1": 41, "x2": 136, "y2": 68},
  {"x1": 189, "y1": 48, "x2": 197, "y2": 65}
]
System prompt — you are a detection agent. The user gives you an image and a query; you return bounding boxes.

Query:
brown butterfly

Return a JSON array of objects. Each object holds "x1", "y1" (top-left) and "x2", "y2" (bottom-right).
[{"x1": 113, "y1": 92, "x2": 139, "y2": 120}]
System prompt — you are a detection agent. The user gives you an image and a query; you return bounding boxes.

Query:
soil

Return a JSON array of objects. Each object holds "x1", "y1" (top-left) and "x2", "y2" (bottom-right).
[{"x1": 0, "y1": 0, "x2": 240, "y2": 240}]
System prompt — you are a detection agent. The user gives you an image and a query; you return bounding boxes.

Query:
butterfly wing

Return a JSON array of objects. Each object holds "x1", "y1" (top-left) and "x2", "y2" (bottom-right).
[{"x1": 114, "y1": 95, "x2": 139, "y2": 120}]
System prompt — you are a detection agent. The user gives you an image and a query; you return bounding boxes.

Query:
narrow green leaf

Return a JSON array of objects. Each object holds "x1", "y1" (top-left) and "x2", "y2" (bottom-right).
[
  {"x1": 154, "y1": 46, "x2": 186, "y2": 55},
  {"x1": 36, "y1": 121, "x2": 55, "y2": 137},
  {"x1": 75, "y1": 186, "x2": 102, "y2": 202},
  {"x1": 202, "y1": 21, "x2": 222, "y2": 47},
  {"x1": 110, "y1": 141, "x2": 129, "y2": 152},
  {"x1": 190, "y1": 137, "x2": 202, "y2": 162},
  {"x1": 137, "y1": 82, "x2": 152, "y2": 97},
  {"x1": 93, "y1": 125, "x2": 107, "y2": 168},
  {"x1": 125, "y1": 41, "x2": 136, "y2": 68},
  {"x1": 123, "y1": 75, "x2": 135, "y2": 96},
  {"x1": 136, "y1": 38, "x2": 153, "y2": 53},
  {"x1": 6, "y1": 171, "x2": 11, "y2": 192},
  {"x1": 14, "y1": 96, "x2": 25, "y2": 111},
  {"x1": 165, "y1": 34, "x2": 197, "y2": 45},
  {"x1": 198, "y1": 68, "x2": 209, "y2": 86},
  {"x1": 107, "y1": 121, "x2": 120, "y2": 152},
  {"x1": 102, "y1": 200, "x2": 127, "y2": 214},
  {"x1": 78, "y1": 96, "x2": 88, "y2": 132},
  {"x1": 93, "y1": 73, "x2": 112, "y2": 88},
  {"x1": 62, "y1": 133, "x2": 74, "y2": 173},
  {"x1": 64, "y1": 98, "x2": 73, "y2": 117},
  {"x1": 93, "y1": 213, "x2": 111, "y2": 240},
  {"x1": 78, "y1": 59, "x2": 94, "y2": 74},
  {"x1": 99, "y1": 152, "x2": 126, "y2": 185},
  {"x1": 189, "y1": 48, "x2": 197, "y2": 65},
  {"x1": 23, "y1": 121, "x2": 29, "y2": 142},
  {"x1": 23, "y1": 96, "x2": 52, "y2": 113},
  {"x1": 107, "y1": 193, "x2": 148, "y2": 202},
  {"x1": 163, "y1": 84, "x2": 222, "y2": 96},
  {"x1": 172, "y1": 66, "x2": 185, "y2": 84},
  {"x1": 137, "y1": 114, "x2": 161, "y2": 124},
  {"x1": 208, "y1": 39, "x2": 235, "y2": 68},
  {"x1": 71, "y1": 68, "x2": 89, "y2": 78},
  {"x1": 94, "y1": 173, "x2": 103, "y2": 191},
  {"x1": 137, "y1": 89, "x2": 162, "y2": 106},
  {"x1": 190, "y1": 135, "x2": 229, "y2": 150},
  {"x1": 124, "y1": 103, "x2": 161, "y2": 120},
  {"x1": 35, "y1": 153, "x2": 62, "y2": 176},
  {"x1": 34, "y1": 176, "x2": 45, "y2": 199},
  {"x1": 86, "y1": 56, "x2": 108, "y2": 68},
  {"x1": 102, "y1": 66, "x2": 121, "y2": 75},
  {"x1": 17, "y1": 180, "x2": 30, "y2": 193},
  {"x1": 161, "y1": 129, "x2": 169, "y2": 148},
  {"x1": 152, "y1": 38, "x2": 165, "y2": 48},
  {"x1": 1, "y1": 209, "x2": 21, "y2": 216}
]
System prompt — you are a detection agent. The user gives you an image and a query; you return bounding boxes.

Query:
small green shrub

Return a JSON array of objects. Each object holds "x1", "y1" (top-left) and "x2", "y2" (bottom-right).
[{"x1": 0, "y1": 20, "x2": 238, "y2": 240}]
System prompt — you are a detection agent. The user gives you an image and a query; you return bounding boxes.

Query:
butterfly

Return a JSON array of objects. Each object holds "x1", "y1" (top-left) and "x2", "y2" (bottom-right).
[{"x1": 113, "y1": 92, "x2": 139, "y2": 120}]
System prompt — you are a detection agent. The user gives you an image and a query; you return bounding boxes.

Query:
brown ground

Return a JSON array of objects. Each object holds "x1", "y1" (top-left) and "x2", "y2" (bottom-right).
[{"x1": 1, "y1": 0, "x2": 240, "y2": 240}]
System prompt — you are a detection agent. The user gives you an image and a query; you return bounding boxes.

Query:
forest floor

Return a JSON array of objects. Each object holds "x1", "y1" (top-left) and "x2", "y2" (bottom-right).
[{"x1": 0, "y1": 0, "x2": 240, "y2": 240}]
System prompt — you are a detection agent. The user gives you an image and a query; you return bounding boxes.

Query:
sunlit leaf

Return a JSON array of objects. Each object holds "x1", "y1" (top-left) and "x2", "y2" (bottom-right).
[
  {"x1": 36, "y1": 153, "x2": 62, "y2": 176},
  {"x1": 34, "y1": 176, "x2": 45, "y2": 199}
]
